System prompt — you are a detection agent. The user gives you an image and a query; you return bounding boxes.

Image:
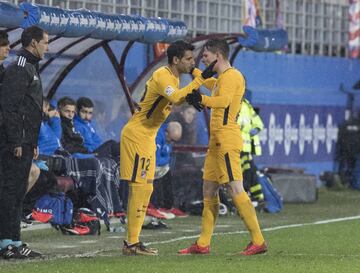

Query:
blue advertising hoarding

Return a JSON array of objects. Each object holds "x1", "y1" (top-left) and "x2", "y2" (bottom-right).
[{"x1": 256, "y1": 104, "x2": 345, "y2": 165}]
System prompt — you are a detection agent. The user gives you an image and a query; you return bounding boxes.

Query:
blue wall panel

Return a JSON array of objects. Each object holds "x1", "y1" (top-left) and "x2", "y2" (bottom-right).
[{"x1": 232, "y1": 52, "x2": 360, "y2": 176}]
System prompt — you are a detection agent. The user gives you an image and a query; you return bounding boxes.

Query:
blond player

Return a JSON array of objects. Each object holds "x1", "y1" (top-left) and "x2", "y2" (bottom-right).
[
  {"x1": 120, "y1": 41, "x2": 216, "y2": 256},
  {"x1": 178, "y1": 38, "x2": 267, "y2": 256}
]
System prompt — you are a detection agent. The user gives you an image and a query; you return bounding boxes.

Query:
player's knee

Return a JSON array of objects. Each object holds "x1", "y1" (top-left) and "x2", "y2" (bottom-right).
[
  {"x1": 203, "y1": 182, "x2": 219, "y2": 198},
  {"x1": 226, "y1": 181, "x2": 245, "y2": 196}
]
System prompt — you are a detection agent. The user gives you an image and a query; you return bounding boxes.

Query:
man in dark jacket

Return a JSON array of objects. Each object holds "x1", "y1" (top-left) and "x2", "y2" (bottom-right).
[
  {"x1": 0, "y1": 26, "x2": 48, "y2": 259},
  {"x1": 58, "y1": 96, "x2": 92, "y2": 155},
  {"x1": 0, "y1": 31, "x2": 10, "y2": 198}
]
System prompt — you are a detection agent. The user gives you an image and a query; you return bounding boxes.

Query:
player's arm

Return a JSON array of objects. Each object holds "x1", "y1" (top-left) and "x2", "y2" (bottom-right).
[
  {"x1": 201, "y1": 78, "x2": 235, "y2": 108},
  {"x1": 192, "y1": 68, "x2": 217, "y2": 90},
  {"x1": 156, "y1": 73, "x2": 204, "y2": 104}
]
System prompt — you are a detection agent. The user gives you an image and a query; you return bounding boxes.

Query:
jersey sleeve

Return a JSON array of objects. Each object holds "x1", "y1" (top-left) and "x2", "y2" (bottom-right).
[
  {"x1": 201, "y1": 71, "x2": 244, "y2": 109},
  {"x1": 192, "y1": 68, "x2": 217, "y2": 90},
  {"x1": 155, "y1": 70, "x2": 205, "y2": 104}
]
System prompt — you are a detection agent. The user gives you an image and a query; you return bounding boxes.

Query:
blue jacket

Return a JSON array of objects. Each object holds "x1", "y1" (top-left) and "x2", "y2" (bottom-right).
[
  {"x1": 38, "y1": 116, "x2": 94, "y2": 159},
  {"x1": 73, "y1": 115, "x2": 103, "y2": 152},
  {"x1": 38, "y1": 117, "x2": 62, "y2": 156},
  {"x1": 156, "y1": 124, "x2": 172, "y2": 167}
]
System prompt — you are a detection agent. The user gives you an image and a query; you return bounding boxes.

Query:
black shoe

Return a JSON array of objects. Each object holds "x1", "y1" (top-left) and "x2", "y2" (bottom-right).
[
  {"x1": 142, "y1": 220, "x2": 159, "y2": 229},
  {"x1": 18, "y1": 244, "x2": 42, "y2": 258},
  {"x1": 157, "y1": 220, "x2": 169, "y2": 229},
  {"x1": 255, "y1": 200, "x2": 266, "y2": 212},
  {"x1": 0, "y1": 244, "x2": 23, "y2": 259}
]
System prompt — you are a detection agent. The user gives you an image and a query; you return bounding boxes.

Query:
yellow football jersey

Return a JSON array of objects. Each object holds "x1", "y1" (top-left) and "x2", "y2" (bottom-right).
[
  {"x1": 122, "y1": 66, "x2": 204, "y2": 144},
  {"x1": 194, "y1": 67, "x2": 244, "y2": 151}
]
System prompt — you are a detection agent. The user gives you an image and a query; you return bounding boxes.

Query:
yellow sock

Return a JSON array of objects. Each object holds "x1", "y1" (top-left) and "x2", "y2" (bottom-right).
[
  {"x1": 197, "y1": 196, "x2": 220, "y2": 247},
  {"x1": 126, "y1": 183, "x2": 153, "y2": 244},
  {"x1": 232, "y1": 191, "x2": 265, "y2": 245}
]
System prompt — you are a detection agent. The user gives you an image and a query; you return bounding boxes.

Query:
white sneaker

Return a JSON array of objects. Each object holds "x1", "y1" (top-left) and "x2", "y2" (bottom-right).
[{"x1": 157, "y1": 209, "x2": 176, "y2": 220}]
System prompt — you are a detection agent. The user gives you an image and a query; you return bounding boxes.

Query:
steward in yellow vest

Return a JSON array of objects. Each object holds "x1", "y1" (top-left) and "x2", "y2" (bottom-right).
[{"x1": 237, "y1": 99, "x2": 265, "y2": 207}]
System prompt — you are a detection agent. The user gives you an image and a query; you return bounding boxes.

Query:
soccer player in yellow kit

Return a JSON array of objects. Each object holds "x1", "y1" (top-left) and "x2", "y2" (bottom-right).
[
  {"x1": 120, "y1": 41, "x2": 216, "y2": 256},
  {"x1": 178, "y1": 38, "x2": 267, "y2": 256}
]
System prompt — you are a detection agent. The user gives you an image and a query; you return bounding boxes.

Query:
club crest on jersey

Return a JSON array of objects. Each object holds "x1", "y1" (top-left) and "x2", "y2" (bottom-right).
[
  {"x1": 141, "y1": 170, "x2": 147, "y2": 178},
  {"x1": 165, "y1": 86, "x2": 175, "y2": 96}
]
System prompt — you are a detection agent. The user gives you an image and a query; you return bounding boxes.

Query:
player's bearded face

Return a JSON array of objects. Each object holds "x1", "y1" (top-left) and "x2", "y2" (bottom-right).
[{"x1": 178, "y1": 50, "x2": 195, "y2": 73}]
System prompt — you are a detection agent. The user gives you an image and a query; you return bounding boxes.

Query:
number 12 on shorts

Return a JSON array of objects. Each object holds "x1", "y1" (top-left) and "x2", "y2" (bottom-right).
[
  {"x1": 140, "y1": 157, "x2": 150, "y2": 171},
  {"x1": 139, "y1": 157, "x2": 150, "y2": 179}
]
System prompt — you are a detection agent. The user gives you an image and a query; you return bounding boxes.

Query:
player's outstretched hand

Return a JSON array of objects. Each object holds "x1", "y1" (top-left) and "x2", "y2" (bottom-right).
[
  {"x1": 186, "y1": 90, "x2": 203, "y2": 112},
  {"x1": 201, "y1": 60, "x2": 217, "y2": 79}
]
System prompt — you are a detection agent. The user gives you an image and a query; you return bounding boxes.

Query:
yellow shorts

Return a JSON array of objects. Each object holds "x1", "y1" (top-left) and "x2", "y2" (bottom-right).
[
  {"x1": 203, "y1": 149, "x2": 243, "y2": 184},
  {"x1": 120, "y1": 137, "x2": 156, "y2": 183}
]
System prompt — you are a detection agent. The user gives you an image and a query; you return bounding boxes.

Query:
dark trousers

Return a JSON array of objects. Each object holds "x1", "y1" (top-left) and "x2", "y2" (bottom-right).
[
  {"x1": 0, "y1": 127, "x2": 6, "y2": 198},
  {"x1": 94, "y1": 140, "x2": 120, "y2": 162},
  {"x1": 243, "y1": 159, "x2": 258, "y2": 192},
  {"x1": 0, "y1": 144, "x2": 5, "y2": 198},
  {"x1": 0, "y1": 144, "x2": 33, "y2": 241},
  {"x1": 151, "y1": 171, "x2": 174, "y2": 209}
]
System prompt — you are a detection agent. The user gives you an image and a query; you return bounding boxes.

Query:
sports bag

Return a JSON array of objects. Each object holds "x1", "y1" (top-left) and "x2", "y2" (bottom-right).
[
  {"x1": 32, "y1": 192, "x2": 73, "y2": 225},
  {"x1": 257, "y1": 172, "x2": 283, "y2": 213}
]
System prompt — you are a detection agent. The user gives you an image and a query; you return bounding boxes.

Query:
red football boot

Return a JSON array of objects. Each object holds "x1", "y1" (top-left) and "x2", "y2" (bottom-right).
[
  {"x1": 240, "y1": 242, "x2": 268, "y2": 256},
  {"x1": 178, "y1": 242, "x2": 210, "y2": 255}
]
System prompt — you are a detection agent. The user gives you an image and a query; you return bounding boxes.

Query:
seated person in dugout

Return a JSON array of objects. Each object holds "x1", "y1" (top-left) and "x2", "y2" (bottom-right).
[
  {"x1": 57, "y1": 97, "x2": 93, "y2": 156},
  {"x1": 74, "y1": 97, "x2": 119, "y2": 162},
  {"x1": 148, "y1": 121, "x2": 189, "y2": 219},
  {"x1": 171, "y1": 104, "x2": 197, "y2": 145},
  {"x1": 38, "y1": 98, "x2": 123, "y2": 226}
]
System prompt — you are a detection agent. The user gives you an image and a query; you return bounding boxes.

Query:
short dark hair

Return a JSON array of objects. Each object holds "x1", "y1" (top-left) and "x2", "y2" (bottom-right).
[
  {"x1": 58, "y1": 96, "x2": 76, "y2": 109},
  {"x1": 0, "y1": 30, "x2": 9, "y2": 47},
  {"x1": 204, "y1": 38, "x2": 229, "y2": 59},
  {"x1": 77, "y1": 97, "x2": 94, "y2": 112},
  {"x1": 167, "y1": 40, "x2": 194, "y2": 64},
  {"x1": 21, "y1": 26, "x2": 47, "y2": 48}
]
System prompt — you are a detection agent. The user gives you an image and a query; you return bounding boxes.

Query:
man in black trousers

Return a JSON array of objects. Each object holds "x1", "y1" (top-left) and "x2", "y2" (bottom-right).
[{"x1": 0, "y1": 26, "x2": 48, "y2": 259}]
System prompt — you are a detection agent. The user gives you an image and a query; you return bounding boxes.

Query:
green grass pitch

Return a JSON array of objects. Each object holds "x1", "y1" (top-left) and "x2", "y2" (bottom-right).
[{"x1": 1, "y1": 188, "x2": 360, "y2": 273}]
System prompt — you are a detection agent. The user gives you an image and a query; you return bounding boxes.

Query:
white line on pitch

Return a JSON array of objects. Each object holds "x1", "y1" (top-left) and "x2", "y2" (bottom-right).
[{"x1": 147, "y1": 215, "x2": 360, "y2": 246}]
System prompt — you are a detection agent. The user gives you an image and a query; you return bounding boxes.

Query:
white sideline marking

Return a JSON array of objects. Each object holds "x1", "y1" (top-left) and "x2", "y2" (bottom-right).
[
  {"x1": 147, "y1": 215, "x2": 360, "y2": 246},
  {"x1": 80, "y1": 240, "x2": 98, "y2": 244},
  {"x1": 19, "y1": 215, "x2": 360, "y2": 261},
  {"x1": 279, "y1": 253, "x2": 360, "y2": 257},
  {"x1": 106, "y1": 236, "x2": 123, "y2": 239},
  {"x1": 54, "y1": 245, "x2": 78, "y2": 249}
]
